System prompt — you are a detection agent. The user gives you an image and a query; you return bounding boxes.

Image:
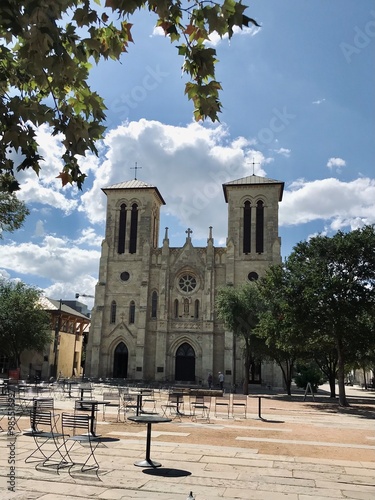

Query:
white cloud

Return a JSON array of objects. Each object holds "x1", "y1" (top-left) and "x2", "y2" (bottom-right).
[
  {"x1": 280, "y1": 177, "x2": 375, "y2": 231},
  {"x1": 327, "y1": 157, "x2": 346, "y2": 170},
  {"x1": 0, "y1": 236, "x2": 101, "y2": 296},
  {"x1": 274, "y1": 148, "x2": 291, "y2": 157},
  {"x1": 152, "y1": 25, "x2": 260, "y2": 47},
  {"x1": 80, "y1": 119, "x2": 268, "y2": 241},
  {"x1": 312, "y1": 98, "x2": 326, "y2": 105}
]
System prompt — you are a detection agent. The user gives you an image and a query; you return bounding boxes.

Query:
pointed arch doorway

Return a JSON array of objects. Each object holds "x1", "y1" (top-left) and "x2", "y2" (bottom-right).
[
  {"x1": 175, "y1": 342, "x2": 195, "y2": 382},
  {"x1": 113, "y1": 342, "x2": 128, "y2": 378}
]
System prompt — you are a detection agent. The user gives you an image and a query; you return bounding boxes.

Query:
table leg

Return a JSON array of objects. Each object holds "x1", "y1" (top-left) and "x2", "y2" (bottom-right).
[
  {"x1": 90, "y1": 405, "x2": 97, "y2": 436},
  {"x1": 134, "y1": 422, "x2": 161, "y2": 468}
]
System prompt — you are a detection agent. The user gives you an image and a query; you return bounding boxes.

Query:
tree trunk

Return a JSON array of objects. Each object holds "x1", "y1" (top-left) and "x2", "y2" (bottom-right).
[
  {"x1": 336, "y1": 337, "x2": 349, "y2": 407},
  {"x1": 328, "y1": 373, "x2": 336, "y2": 398},
  {"x1": 243, "y1": 337, "x2": 251, "y2": 395},
  {"x1": 362, "y1": 367, "x2": 367, "y2": 390},
  {"x1": 278, "y1": 360, "x2": 293, "y2": 396}
]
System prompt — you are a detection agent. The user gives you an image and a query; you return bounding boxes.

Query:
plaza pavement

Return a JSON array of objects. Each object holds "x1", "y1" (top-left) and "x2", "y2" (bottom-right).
[{"x1": 1, "y1": 384, "x2": 374, "y2": 500}]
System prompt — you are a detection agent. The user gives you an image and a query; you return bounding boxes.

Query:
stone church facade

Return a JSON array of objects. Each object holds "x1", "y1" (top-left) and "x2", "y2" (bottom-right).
[{"x1": 86, "y1": 174, "x2": 285, "y2": 389}]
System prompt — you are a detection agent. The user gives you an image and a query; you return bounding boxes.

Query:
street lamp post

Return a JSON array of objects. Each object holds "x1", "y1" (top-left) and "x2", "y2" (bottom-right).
[
  {"x1": 75, "y1": 293, "x2": 94, "y2": 380},
  {"x1": 53, "y1": 299, "x2": 62, "y2": 379}
]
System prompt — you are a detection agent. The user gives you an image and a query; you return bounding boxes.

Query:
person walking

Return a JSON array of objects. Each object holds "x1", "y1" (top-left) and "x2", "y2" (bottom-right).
[
  {"x1": 207, "y1": 373, "x2": 213, "y2": 389},
  {"x1": 218, "y1": 371, "x2": 224, "y2": 390}
]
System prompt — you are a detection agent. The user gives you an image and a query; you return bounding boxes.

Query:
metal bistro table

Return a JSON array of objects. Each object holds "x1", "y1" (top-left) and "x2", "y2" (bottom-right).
[
  {"x1": 128, "y1": 415, "x2": 171, "y2": 468},
  {"x1": 76, "y1": 400, "x2": 109, "y2": 436}
]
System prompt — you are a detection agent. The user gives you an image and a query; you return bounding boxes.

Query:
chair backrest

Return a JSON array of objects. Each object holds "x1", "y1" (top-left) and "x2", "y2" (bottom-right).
[
  {"x1": 102, "y1": 392, "x2": 119, "y2": 403},
  {"x1": 62, "y1": 412, "x2": 90, "y2": 433},
  {"x1": 0, "y1": 393, "x2": 9, "y2": 407},
  {"x1": 33, "y1": 397, "x2": 54, "y2": 410},
  {"x1": 30, "y1": 409, "x2": 53, "y2": 433}
]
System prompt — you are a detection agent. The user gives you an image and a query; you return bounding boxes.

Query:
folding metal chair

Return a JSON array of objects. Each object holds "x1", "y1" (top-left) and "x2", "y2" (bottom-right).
[
  {"x1": 214, "y1": 393, "x2": 231, "y2": 418},
  {"x1": 141, "y1": 389, "x2": 158, "y2": 414},
  {"x1": 102, "y1": 391, "x2": 121, "y2": 421},
  {"x1": 190, "y1": 395, "x2": 211, "y2": 423},
  {"x1": 0, "y1": 391, "x2": 25, "y2": 433},
  {"x1": 24, "y1": 409, "x2": 65, "y2": 469},
  {"x1": 161, "y1": 392, "x2": 183, "y2": 421},
  {"x1": 232, "y1": 394, "x2": 248, "y2": 418},
  {"x1": 60, "y1": 412, "x2": 118, "y2": 476},
  {"x1": 119, "y1": 390, "x2": 138, "y2": 421}
]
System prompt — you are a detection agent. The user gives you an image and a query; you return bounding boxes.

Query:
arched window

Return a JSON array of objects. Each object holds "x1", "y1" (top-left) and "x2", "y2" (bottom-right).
[
  {"x1": 129, "y1": 203, "x2": 138, "y2": 254},
  {"x1": 151, "y1": 291, "x2": 158, "y2": 318},
  {"x1": 183, "y1": 298, "x2": 189, "y2": 315},
  {"x1": 118, "y1": 203, "x2": 126, "y2": 254},
  {"x1": 129, "y1": 301, "x2": 135, "y2": 324},
  {"x1": 243, "y1": 200, "x2": 251, "y2": 254},
  {"x1": 174, "y1": 299, "x2": 179, "y2": 318},
  {"x1": 176, "y1": 343, "x2": 195, "y2": 358},
  {"x1": 110, "y1": 301, "x2": 116, "y2": 324},
  {"x1": 256, "y1": 200, "x2": 264, "y2": 254},
  {"x1": 194, "y1": 299, "x2": 199, "y2": 319}
]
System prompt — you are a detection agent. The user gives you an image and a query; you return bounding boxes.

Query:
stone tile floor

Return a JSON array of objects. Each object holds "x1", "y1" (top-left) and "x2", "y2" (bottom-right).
[{"x1": 1, "y1": 384, "x2": 374, "y2": 500}]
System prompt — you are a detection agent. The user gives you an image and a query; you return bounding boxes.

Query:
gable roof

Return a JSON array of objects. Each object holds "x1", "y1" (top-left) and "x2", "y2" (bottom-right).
[
  {"x1": 102, "y1": 180, "x2": 166, "y2": 205},
  {"x1": 40, "y1": 297, "x2": 90, "y2": 321},
  {"x1": 222, "y1": 174, "x2": 284, "y2": 202}
]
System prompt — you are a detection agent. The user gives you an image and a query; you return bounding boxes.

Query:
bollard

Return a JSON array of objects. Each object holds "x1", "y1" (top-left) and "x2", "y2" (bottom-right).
[{"x1": 258, "y1": 396, "x2": 262, "y2": 419}]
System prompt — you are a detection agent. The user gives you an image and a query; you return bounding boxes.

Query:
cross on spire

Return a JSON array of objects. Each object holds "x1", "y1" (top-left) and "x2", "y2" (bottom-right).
[
  {"x1": 185, "y1": 228, "x2": 193, "y2": 238},
  {"x1": 130, "y1": 162, "x2": 142, "y2": 180},
  {"x1": 249, "y1": 158, "x2": 260, "y2": 175}
]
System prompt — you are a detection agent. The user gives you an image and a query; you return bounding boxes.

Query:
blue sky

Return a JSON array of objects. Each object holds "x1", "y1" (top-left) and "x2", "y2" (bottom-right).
[{"x1": 0, "y1": 0, "x2": 374, "y2": 310}]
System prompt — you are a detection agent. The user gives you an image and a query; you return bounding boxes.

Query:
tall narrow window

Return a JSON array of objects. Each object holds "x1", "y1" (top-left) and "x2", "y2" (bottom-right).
[
  {"x1": 152, "y1": 215, "x2": 157, "y2": 248},
  {"x1": 256, "y1": 200, "x2": 264, "y2": 254},
  {"x1": 129, "y1": 203, "x2": 138, "y2": 254},
  {"x1": 129, "y1": 301, "x2": 135, "y2": 324},
  {"x1": 118, "y1": 204, "x2": 126, "y2": 254},
  {"x1": 151, "y1": 291, "x2": 158, "y2": 318},
  {"x1": 194, "y1": 299, "x2": 199, "y2": 319},
  {"x1": 174, "y1": 299, "x2": 179, "y2": 318},
  {"x1": 184, "y1": 298, "x2": 189, "y2": 316},
  {"x1": 243, "y1": 201, "x2": 251, "y2": 254},
  {"x1": 110, "y1": 301, "x2": 117, "y2": 324}
]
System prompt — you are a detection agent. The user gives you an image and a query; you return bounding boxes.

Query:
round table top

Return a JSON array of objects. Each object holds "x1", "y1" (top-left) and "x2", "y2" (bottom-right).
[
  {"x1": 79, "y1": 399, "x2": 109, "y2": 405},
  {"x1": 128, "y1": 415, "x2": 172, "y2": 424}
]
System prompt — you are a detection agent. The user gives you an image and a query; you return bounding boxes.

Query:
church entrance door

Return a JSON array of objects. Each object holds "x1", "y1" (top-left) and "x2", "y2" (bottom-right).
[
  {"x1": 175, "y1": 342, "x2": 195, "y2": 382},
  {"x1": 113, "y1": 342, "x2": 128, "y2": 378}
]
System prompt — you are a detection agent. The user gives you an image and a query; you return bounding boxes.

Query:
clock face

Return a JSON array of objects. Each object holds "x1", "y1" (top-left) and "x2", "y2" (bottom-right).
[
  {"x1": 120, "y1": 271, "x2": 130, "y2": 282},
  {"x1": 178, "y1": 274, "x2": 197, "y2": 293}
]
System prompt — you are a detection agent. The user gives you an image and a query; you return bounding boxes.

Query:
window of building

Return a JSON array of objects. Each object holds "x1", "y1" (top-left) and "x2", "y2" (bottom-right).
[
  {"x1": 243, "y1": 200, "x2": 251, "y2": 254},
  {"x1": 183, "y1": 298, "x2": 189, "y2": 315},
  {"x1": 120, "y1": 271, "x2": 130, "y2": 281},
  {"x1": 256, "y1": 200, "x2": 264, "y2": 253},
  {"x1": 248, "y1": 271, "x2": 259, "y2": 281},
  {"x1": 118, "y1": 203, "x2": 126, "y2": 254},
  {"x1": 151, "y1": 291, "x2": 158, "y2": 318},
  {"x1": 194, "y1": 299, "x2": 199, "y2": 319},
  {"x1": 174, "y1": 299, "x2": 179, "y2": 318},
  {"x1": 110, "y1": 300, "x2": 117, "y2": 324},
  {"x1": 178, "y1": 274, "x2": 197, "y2": 293},
  {"x1": 129, "y1": 301, "x2": 135, "y2": 324},
  {"x1": 129, "y1": 203, "x2": 138, "y2": 254}
]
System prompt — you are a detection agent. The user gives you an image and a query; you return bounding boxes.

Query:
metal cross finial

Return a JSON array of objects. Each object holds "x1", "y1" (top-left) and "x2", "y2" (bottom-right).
[
  {"x1": 249, "y1": 158, "x2": 260, "y2": 175},
  {"x1": 186, "y1": 228, "x2": 193, "y2": 238},
  {"x1": 130, "y1": 162, "x2": 142, "y2": 180}
]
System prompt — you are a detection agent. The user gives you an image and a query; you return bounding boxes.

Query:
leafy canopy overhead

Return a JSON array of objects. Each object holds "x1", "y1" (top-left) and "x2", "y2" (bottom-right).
[{"x1": 0, "y1": 0, "x2": 259, "y2": 192}]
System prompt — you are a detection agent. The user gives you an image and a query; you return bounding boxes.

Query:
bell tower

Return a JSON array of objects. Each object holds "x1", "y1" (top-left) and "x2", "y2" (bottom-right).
[
  {"x1": 86, "y1": 179, "x2": 165, "y2": 379},
  {"x1": 222, "y1": 174, "x2": 284, "y2": 285}
]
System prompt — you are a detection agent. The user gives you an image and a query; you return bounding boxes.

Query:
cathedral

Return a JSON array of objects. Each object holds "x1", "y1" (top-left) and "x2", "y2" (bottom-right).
[{"x1": 86, "y1": 173, "x2": 285, "y2": 389}]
